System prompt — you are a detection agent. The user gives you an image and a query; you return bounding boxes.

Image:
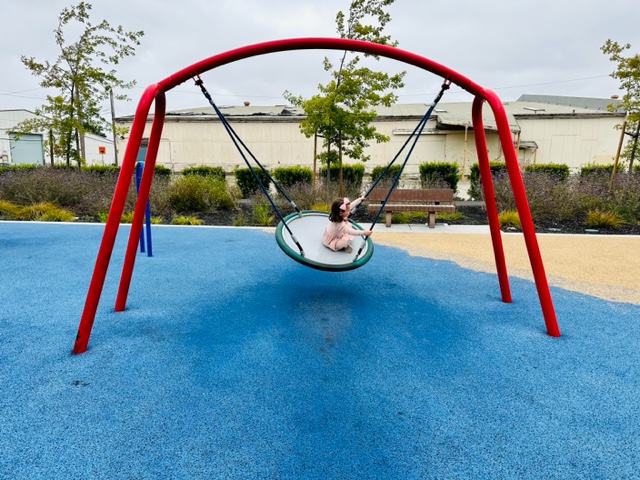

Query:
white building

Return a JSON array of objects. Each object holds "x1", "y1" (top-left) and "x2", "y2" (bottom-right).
[
  {"x1": 0, "y1": 109, "x2": 115, "y2": 166},
  {"x1": 6, "y1": 94, "x2": 623, "y2": 175},
  {"x1": 117, "y1": 94, "x2": 625, "y2": 179}
]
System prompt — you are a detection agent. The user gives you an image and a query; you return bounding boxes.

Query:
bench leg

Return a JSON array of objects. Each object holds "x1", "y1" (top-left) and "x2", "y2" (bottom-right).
[
  {"x1": 427, "y1": 212, "x2": 436, "y2": 228},
  {"x1": 385, "y1": 212, "x2": 392, "y2": 228}
]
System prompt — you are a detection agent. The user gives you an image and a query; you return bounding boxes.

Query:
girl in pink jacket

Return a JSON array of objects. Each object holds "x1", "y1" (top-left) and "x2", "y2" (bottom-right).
[{"x1": 322, "y1": 197, "x2": 372, "y2": 253}]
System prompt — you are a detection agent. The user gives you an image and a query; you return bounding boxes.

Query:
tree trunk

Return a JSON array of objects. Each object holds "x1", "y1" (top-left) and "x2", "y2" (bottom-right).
[
  {"x1": 49, "y1": 130, "x2": 54, "y2": 167},
  {"x1": 629, "y1": 121, "x2": 640, "y2": 173}
]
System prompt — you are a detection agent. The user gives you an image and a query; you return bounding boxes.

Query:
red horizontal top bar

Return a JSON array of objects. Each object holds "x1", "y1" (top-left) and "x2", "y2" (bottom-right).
[{"x1": 152, "y1": 37, "x2": 486, "y2": 99}]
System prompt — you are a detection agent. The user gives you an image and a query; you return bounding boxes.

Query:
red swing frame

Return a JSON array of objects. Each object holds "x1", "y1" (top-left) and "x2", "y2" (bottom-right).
[{"x1": 72, "y1": 37, "x2": 560, "y2": 354}]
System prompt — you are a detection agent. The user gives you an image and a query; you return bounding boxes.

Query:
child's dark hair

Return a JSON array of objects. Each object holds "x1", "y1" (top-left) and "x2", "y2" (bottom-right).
[{"x1": 329, "y1": 198, "x2": 347, "y2": 222}]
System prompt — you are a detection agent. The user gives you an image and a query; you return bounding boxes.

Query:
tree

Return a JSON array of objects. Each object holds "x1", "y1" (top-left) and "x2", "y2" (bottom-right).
[
  {"x1": 601, "y1": 39, "x2": 640, "y2": 173},
  {"x1": 284, "y1": 0, "x2": 405, "y2": 190},
  {"x1": 15, "y1": 2, "x2": 144, "y2": 167}
]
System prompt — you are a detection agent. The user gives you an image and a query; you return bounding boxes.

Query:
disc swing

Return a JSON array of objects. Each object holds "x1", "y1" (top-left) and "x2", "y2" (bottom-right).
[
  {"x1": 276, "y1": 80, "x2": 451, "y2": 270},
  {"x1": 196, "y1": 76, "x2": 450, "y2": 272},
  {"x1": 354, "y1": 79, "x2": 451, "y2": 259}
]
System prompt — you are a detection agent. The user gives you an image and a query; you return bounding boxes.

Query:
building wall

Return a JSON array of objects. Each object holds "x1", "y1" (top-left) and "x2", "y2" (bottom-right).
[
  {"x1": 1, "y1": 110, "x2": 39, "y2": 164},
  {"x1": 0, "y1": 109, "x2": 114, "y2": 166},
  {"x1": 84, "y1": 135, "x2": 116, "y2": 166},
  {"x1": 119, "y1": 116, "x2": 504, "y2": 180},
  {"x1": 134, "y1": 120, "x2": 314, "y2": 172},
  {"x1": 515, "y1": 116, "x2": 620, "y2": 170}
]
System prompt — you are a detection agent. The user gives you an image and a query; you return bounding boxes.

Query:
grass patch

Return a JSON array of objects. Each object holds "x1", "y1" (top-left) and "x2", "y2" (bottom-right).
[
  {"x1": 232, "y1": 212, "x2": 250, "y2": 226},
  {"x1": 311, "y1": 202, "x2": 331, "y2": 212},
  {"x1": 436, "y1": 211, "x2": 465, "y2": 222},
  {"x1": 498, "y1": 210, "x2": 521, "y2": 228},
  {"x1": 18, "y1": 202, "x2": 75, "y2": 222},
  {"x1": 0, "y1": 200, "x2": 21, "y2": 219},
  {"x1": 171, "y1": 215, "x2": 204, "y2": 225},
  {"x1": 390, "y1": 212, "x2": 411, "y2": 224},
  {"x1": 585, "y1": 210, "x2": 625, "y2": 228}
]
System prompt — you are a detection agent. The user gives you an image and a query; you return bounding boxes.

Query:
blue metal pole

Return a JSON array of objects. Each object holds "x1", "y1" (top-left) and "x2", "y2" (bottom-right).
[
  {"x1": 135, "y1": 161, "x2": 146, "y2": 253},
  {"x1": 144, "y1": 197, "x2": 153, "y2": 257}
]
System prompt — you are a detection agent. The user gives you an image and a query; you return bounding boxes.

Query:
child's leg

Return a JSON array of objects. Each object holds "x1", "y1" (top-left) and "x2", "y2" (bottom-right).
[{"x1": 334, "y1": 236, "x2": 351, "y2": 251}]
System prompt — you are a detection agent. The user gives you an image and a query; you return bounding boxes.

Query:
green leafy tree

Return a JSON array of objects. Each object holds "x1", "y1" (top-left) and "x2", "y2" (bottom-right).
[
  {"x1": 284, "y1": 0, "x2": 405, "y2": 188},
  {"x1": 601, "y1": 39, "x2": 640, "y2": 172},
  {"x1": 15, "y1": 2, "x2": 144, "y2": 167}
]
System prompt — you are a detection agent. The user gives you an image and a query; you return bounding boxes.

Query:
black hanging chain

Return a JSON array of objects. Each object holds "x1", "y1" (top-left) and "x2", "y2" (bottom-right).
[{"x1": 193, "y1": 75, "x2": 305, "y2": 256}]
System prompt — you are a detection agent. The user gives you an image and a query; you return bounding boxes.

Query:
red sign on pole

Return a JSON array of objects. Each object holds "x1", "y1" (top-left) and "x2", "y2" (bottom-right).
[{"x1": 98, "y1": 146, "x2": 106, "y2": 155}]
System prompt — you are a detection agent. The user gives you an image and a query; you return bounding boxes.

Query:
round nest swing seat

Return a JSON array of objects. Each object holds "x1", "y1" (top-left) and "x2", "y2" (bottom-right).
[{"x1": 275, "y1": 211, "x2": 374, "y2": 272}]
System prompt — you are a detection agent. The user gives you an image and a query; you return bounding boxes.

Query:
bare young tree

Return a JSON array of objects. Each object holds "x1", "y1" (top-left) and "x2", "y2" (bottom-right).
[
  {"x1": 602, "y1": 39, "x2": 640, "y2": 172},
  {"x1": 284, "y1": 0, "x2": 405, "y2": 182},
  {"x1": 15, "y1": 2, "x2": 144, "y2": 167}
]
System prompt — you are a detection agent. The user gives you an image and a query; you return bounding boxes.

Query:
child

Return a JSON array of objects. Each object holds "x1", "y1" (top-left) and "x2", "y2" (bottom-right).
[{"x1": 322, "y1": 197, "x2": 372, "y2": 253}]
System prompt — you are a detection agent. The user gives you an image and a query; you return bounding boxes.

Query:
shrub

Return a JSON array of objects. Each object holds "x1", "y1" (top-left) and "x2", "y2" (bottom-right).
[
  {"x1": 273, "y1": 166, "x2": 313, "y2": 187},
  {"x1": 467, "y1": 161, "x2": 507, "y2": 201},
  {"x1": 153, "y1": 164, "x2": 173, "y2": 178},
  {"x1": 273, "y1": 178, "x2": 362, "y2": 213},
  {"x1": 489, "y1": 171, "x2": 516, "y2": 212},
  {"x1": 607, "y1": 173, "x2": 640, "y2": 222},
  {"x1": 167, "y1": 175, "x2": 235, "y2": 212},
  {"x1": 585, "y1": 210, "x2": 625, "y2": 228},
  {"x1": 419, "y1": 161, "x2": 460, "y2": 191},
  {"x1": 524, "y1": 163, "x2": 570, "y2": 181},
  {"x1": 319, "y1": 164, "x2": 365, "y2": 188},
  {"x1": 232, "y1": 212, "x2": 250, "y2": 226},
  {"x1": 146, "y1": 175, "x2": 173, "y2": 214},
  {"x1": 580, "y1": 164, "x2": 615, "y2": 176},
  {"x1": 370, "y1": 164, "x2": 402, "y2": 187},
  {"x1": 84, "y1": 165, "x2": 120, "y2": 176},
  {"x1": 234, "y1": 167, "x2": 272, "y2": 198},
  {"x1": 0, "y1": 167, "x2": 126, "y2": 215},
  {"x1": 521, "y1": 170, "x2": 575, "y2": 222},
  {"x1": 0, "y1": 164, "x2": 40, "y2": 175},
  {"x1": 252, "y1": 203, "x2": 275, "y2": 226},
  {"x1": 498, "y1": 210, "x2": 521, "y2": 228},
  {"x1": 572, "y1": 173, "x2": 611, "y2": 216},
  {"x1": 182, "y1": 165, "x2": 226, "y2": 182}
]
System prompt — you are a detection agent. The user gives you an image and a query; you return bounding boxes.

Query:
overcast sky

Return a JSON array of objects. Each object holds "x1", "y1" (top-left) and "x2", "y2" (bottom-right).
[{"x1": 2, "y1": 0, "x2": 639, "y2": 118}]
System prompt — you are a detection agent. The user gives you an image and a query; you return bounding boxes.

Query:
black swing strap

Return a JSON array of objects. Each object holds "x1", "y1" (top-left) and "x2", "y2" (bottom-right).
[
  {"x1": 366, "y1": 79, "x2": 450, "y2": 231},
  {"x1": 194, "y1": 76, "x2": 305, "y2": 256},
  {"x1": 353, "y1": 79, "x2": 450, "y2": 260}
]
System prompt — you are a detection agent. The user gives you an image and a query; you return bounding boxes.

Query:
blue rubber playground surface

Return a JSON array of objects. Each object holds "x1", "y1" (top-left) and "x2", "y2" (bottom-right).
[{"x1": 1, "y1": 221, "x2": 639, "y2": 479}]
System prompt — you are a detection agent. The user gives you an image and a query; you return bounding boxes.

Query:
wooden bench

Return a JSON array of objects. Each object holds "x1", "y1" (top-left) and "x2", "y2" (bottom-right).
[{"x1": 366, "y1": 188, "x2": 456, "y2": 228}]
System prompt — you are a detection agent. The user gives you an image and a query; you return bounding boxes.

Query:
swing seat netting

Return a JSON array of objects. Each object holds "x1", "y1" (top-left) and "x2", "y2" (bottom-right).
[{"x1": 275, "y1": 211, "x2": 374, "y2": 272}]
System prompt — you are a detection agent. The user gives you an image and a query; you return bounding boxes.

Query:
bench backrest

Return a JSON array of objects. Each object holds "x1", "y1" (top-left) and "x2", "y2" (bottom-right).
[{"x1": 367, "y1": 188, "x2": 454, "y2": 203}]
